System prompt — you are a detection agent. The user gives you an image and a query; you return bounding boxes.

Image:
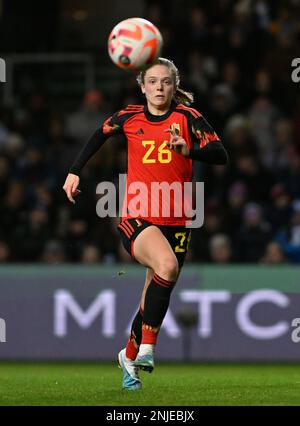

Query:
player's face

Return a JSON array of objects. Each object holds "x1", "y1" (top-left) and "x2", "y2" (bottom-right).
[{"x1": 141, "y1": 65, "x2": 175, "y2": 113}]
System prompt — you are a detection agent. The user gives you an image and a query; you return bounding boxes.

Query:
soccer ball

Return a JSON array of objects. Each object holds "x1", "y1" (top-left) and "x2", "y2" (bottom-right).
[{"x1": 108, "y1": 17, "x2": 163, "y2": 70}]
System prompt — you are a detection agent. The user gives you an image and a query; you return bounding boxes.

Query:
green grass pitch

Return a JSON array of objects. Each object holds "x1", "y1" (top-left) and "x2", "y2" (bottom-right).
[{"x1": 0, "y1": 362, "x2": 300, "y2": 406}]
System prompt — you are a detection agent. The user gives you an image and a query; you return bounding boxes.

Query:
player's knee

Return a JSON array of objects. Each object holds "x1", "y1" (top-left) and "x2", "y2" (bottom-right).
[{"x1": 156, "y1": 255, "x2": 179, "y2": 281}]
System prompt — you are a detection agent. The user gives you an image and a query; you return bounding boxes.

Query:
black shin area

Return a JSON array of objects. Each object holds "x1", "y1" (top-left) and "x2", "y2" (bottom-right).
[{"x1": 143, "y1": 274, "x2": 175, "y2": 328}]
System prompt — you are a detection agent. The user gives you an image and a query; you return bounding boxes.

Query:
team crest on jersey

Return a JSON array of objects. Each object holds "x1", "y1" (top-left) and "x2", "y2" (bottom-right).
[{"x1": 169, "y1": 123, "x2": 180, "y2": 135}]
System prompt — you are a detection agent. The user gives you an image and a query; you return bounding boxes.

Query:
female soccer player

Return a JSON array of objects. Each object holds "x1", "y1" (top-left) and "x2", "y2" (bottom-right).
[{"x1": 63, "y1": 58, "x2": 228, "y2": 390}]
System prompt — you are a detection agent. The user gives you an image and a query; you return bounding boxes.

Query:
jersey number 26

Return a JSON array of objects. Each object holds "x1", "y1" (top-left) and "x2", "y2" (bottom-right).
[{"x1": 142, "y1": 140, "x2": 172, "y2": 164}]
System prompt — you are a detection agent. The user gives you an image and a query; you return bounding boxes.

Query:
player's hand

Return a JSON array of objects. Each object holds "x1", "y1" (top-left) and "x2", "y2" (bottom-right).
[
  {"x1": 164, "y1": 129, "x2": 190, "y2": 157},
  {"x1": 63, "y1": 173, "x2": 81, "y2": 204}
]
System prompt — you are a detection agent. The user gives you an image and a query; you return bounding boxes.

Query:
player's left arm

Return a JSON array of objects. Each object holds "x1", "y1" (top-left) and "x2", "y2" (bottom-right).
[
  {"x1": 187, "y1": 114, "x2": 228, "y2": 164},
  {"x1": 166, "y1": 114, "x2": 228, "y2": 165}
]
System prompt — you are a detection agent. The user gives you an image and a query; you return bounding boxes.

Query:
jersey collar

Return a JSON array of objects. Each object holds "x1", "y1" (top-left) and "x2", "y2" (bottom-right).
[{"x1": 144, "y1": 100, "x2": 177, "y2": 122}]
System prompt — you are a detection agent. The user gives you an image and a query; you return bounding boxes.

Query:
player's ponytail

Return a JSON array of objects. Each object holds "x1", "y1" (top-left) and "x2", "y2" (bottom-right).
[
  {"x1": 137, "y1": 57, "x2": 194, "y2": 106},
  {"x1": 174, "y1": 87, "x2": 194, "y2": 106}
]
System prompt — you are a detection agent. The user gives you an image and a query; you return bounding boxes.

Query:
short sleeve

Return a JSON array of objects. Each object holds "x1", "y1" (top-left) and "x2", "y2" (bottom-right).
[
  {"x1": 190, "y1": 114, "x2": 221, "y2": 149},
  {"x1": 101, "y1": 112, "x2": 125, "y2": 136}
]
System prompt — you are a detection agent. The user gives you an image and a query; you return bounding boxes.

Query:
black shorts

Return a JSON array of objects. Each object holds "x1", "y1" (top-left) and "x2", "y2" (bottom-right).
[{"x1": 117, "y1": 218, "x2": 191, "y2": 268}]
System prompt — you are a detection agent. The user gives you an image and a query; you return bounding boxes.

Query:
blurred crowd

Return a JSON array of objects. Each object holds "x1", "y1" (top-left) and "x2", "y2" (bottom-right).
[{"x1": 0, "y1": 0, "x2": 300, "y2": 264}]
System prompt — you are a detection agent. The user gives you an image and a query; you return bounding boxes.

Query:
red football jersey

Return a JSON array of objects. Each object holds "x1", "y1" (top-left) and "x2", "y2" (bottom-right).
[{"x1": 101, "y1": 102, "x2": 220, "y2": 226}]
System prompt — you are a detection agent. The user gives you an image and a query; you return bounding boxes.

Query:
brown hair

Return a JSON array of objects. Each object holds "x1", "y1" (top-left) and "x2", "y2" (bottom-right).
[{"x1": 136, "y1": 57, "x2": 194, "y2": 106}]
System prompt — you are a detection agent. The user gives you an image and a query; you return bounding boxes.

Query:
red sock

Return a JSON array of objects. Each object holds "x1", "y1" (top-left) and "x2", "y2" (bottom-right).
[
  {"x1": 141, "y1": 323, "x2": 160, "y2": 345},
  {"x1": 125, "y1": 335, "x2": 139, "y2": 360}
]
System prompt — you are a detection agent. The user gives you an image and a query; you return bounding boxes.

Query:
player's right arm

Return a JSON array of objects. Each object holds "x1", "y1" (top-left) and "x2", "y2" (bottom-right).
[
  {"x1": 63, "y1": 173, "x2": 81, "y2": 204},
  {"x1": 63, "y1": 112, "x2": 124, "y2": 204}
]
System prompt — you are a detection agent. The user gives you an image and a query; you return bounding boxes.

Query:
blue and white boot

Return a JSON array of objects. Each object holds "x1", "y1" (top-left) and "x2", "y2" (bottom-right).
[
  {"x1": 118, "y1": 348, "x2": 142, "y2": 390},
  {"x1": 133, "y1": 344, "x2": 155, "y2": 373}
]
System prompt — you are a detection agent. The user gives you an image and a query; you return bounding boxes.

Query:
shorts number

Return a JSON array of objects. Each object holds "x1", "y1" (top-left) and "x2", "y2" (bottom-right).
[
  {"x1": 175, "y1": 231, "x2": 191, "y2": 253},
  {"x1": 142, "y1": 140, "x2": 172, "y2": 164}
]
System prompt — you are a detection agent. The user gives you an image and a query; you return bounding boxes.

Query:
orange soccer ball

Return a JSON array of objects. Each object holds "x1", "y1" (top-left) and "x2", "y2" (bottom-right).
[{"x1": 108, "y1": 17, "x2": 163, "y2": 70}]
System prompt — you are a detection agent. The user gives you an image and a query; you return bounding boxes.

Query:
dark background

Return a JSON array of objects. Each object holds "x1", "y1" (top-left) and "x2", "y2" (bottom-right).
[{"x1": 0, "y1": 0, "x2": 300, "y2": 265}]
